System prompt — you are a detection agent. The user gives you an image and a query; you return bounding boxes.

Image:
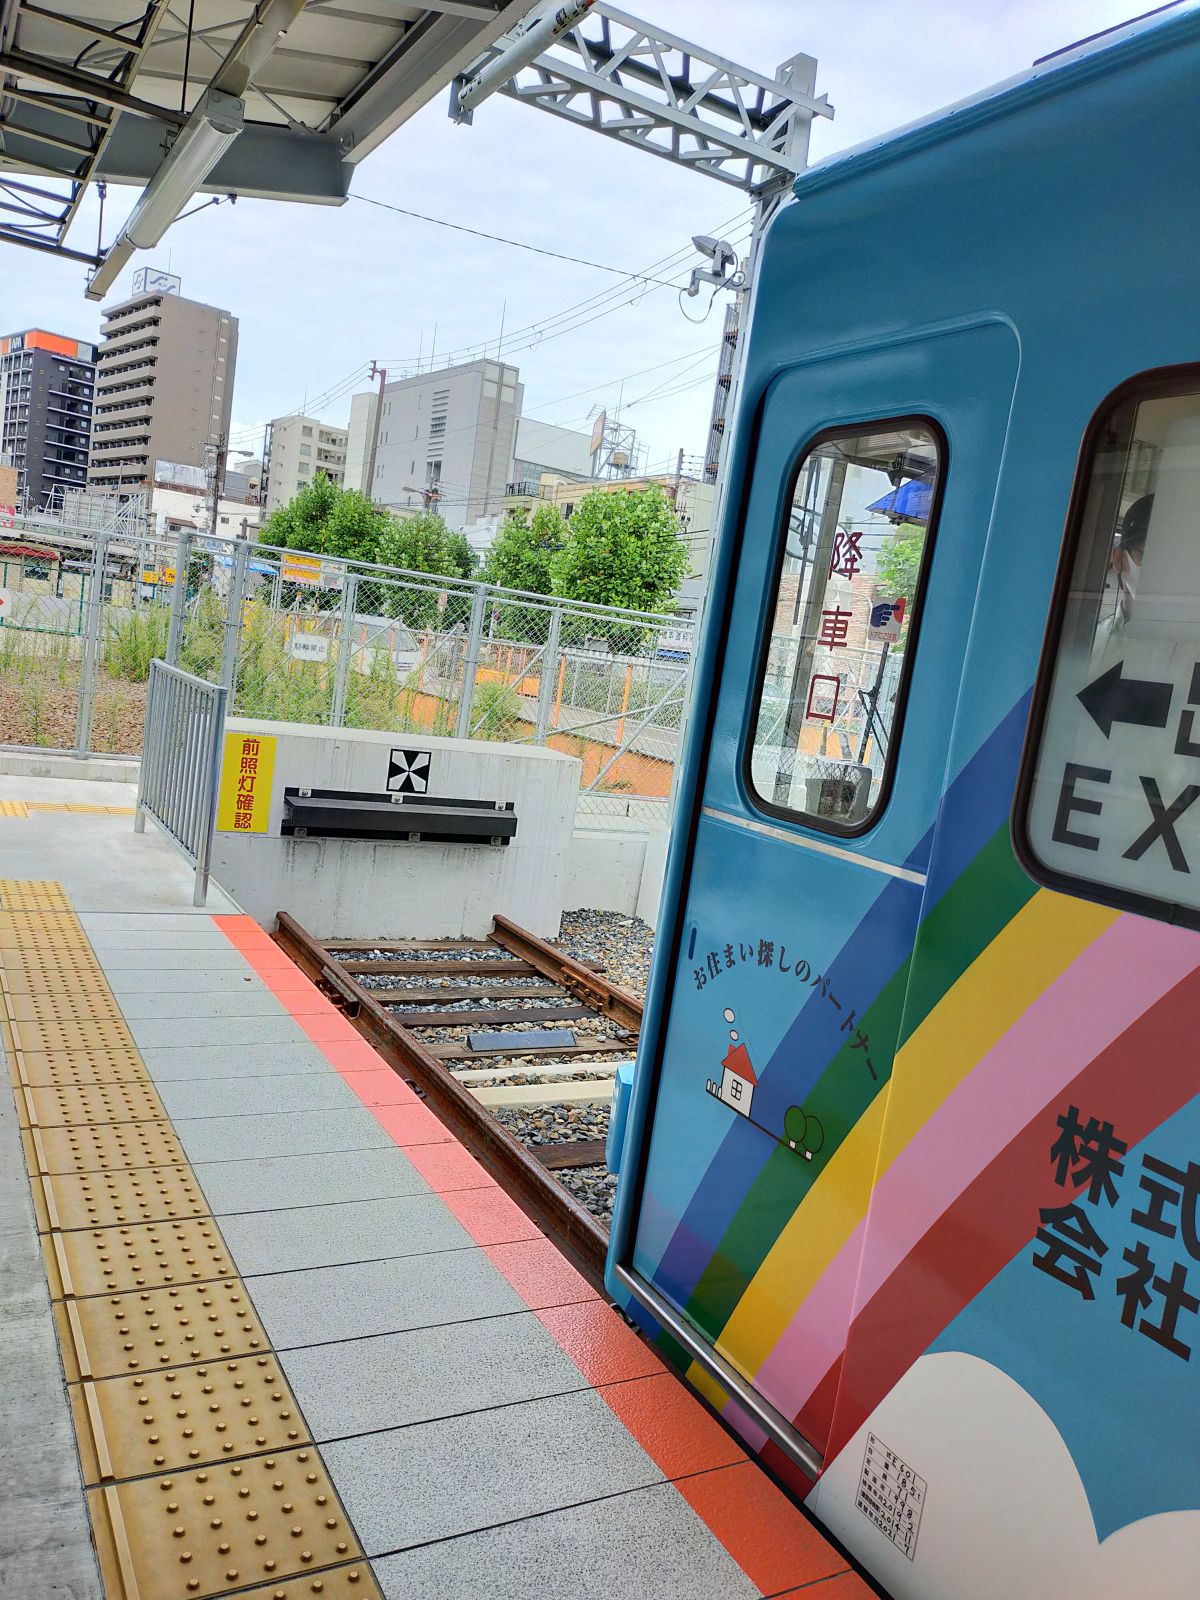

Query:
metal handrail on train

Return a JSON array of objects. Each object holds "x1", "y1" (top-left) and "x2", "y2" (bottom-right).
[{"x1": 134, "y1": 658, "x2": 228, "y2": 906}]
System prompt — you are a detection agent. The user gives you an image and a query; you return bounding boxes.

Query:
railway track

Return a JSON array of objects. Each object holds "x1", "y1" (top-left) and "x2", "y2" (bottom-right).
[{"x1": 272, "y1": 911, "x2": 643, "y2": 1289}]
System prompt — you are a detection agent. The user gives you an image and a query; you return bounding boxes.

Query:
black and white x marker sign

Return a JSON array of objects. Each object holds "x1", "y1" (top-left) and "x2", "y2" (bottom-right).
[{"x1": 387, "y1": 748, "x2": 432, "y2": 795}]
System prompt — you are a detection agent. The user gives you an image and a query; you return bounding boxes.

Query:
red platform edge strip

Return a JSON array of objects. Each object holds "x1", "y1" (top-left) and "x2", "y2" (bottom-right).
[{"x1": 215, "y1": 914, "x2": 871, "y2": 1599}]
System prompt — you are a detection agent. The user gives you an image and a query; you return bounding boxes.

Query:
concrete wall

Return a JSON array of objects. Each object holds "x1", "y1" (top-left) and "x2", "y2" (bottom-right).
[
  {"x1": 210, "y1": 720, "x2": 581, "y2": 938},
  {"x1": 560, "y1": 825, "x2": 670, "y2": 929}
]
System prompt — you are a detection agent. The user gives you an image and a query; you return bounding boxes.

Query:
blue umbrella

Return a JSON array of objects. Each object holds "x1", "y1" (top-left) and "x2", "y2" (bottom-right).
[{"x1": 866, "y1": 478, "x2": 932, "y2": 521}]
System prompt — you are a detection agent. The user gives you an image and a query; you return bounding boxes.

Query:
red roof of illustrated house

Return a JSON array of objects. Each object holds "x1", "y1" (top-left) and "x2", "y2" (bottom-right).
[{"x1": 723, "y1": 1041, "x2": 757, "y2": 1085}]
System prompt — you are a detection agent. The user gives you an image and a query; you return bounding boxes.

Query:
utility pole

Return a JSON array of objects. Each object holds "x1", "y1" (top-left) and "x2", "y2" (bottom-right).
[
  {"x1": 364, "y1": 360, "x2": 387, "y2": 504},
  {"x1": 207, "y1": 433, "x2": 228, "y2": 543}
]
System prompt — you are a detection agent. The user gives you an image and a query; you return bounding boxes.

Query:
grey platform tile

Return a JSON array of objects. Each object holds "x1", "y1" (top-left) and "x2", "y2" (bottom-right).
[
  {"x1": 281, "y1": 1311, "x2": 588, "y2": 1441},
  {"x1": 249, "y1": 1248, "x2": 524, "y2": 1348},
  {"x1": 79, "y1": 912, "x2": 223, "y2": 933},
  {"x1": 142, "y1": 1041, "x2": 335, "y2": 1080},
  {"x1": 129, "y1": 1013, "x2": 312, "y2": 1050},
  {"x1": 173, "y1": 1105, "x2": 392, "y2": 1164},
  {"x1": 107, "y1": 967, "x2": 263, "y2": 994},
  {"x1": 193, "y1": 1147, "x2": 430, "y2": 1215},
  {"x1": 94, "y1": 947, "x2": 251, "y2": 970},
  {"x1": 115, "y1": 988, "x2": 287, "y2": 1020},
  {"x1": 372, "y1": 1481, "x2": 761, "y2": 1600},
  {"x1": 222, "y1": 1193, "x2": 473, "y2": 1276},
  {"x1": 324, "y1": 1388, "x2": 662, "y2": 1556},
  {"x1": 159, "y1": 1071, "x2": 360, "y2": 1121},
  {"x1": 87, "y1": 928, "x2": 233, "y2": 950}
]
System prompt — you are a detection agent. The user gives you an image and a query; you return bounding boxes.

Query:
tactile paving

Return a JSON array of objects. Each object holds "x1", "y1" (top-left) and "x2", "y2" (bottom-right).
[
  {"x1": 70, "y1": 1355, "x2": 310, "y2": 1482},
  {"x1": 43, "y1": 1215, "x2": 236, "y2": 1300},
  {"x1": 3, "y1": 984, "x2": 126, "y2": 1025},
  {"x1": 24, "y1": 1115, "x2": 186, "y2": 1176},
  {"x1": 0, "y1": 879, "x2": 70, "y2": 909},
  {"x1": 33, "y1": 1163, "x2": 210, "y2": 1232},
  {"x1": 18, "y1": 1078, "x2": 166, "y2": 1128},
  {"x1": 212, "y1": 1565, "x2": 383, "y2": 1599},
  {"x1": 87, "y1": 1448, "x2": 365, "y2": 1600},
  {"x1": 54, "y1": 1278, "x2": 269, "y2": 1381},
  {"x1": 0, "y1": 910, "x2": 95, "y2": 948},
  {"x1": 0, "y1": 800, "x2": 29, "y2": 819},
  {"x1": 8, "y1": 1015, "x2": 136, "y2": 1053},
  {"x1": 11, "y1": 1044, "x2": 150, "y2": 1086}
]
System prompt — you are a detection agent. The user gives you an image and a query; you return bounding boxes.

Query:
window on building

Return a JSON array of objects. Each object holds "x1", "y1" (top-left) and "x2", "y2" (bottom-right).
[
  {"x1": 746, "y1": 420, "x2": 942, "y2": 833},
  {"x1": 299, "y1": 444, "x2": 311, "y2": 456},
  {"x1": 1020, "y1": 371, "x2": 1200, "y2": 924},
  {"x1": 302, "y1": 425, "x2": 313, "y2": 437}
]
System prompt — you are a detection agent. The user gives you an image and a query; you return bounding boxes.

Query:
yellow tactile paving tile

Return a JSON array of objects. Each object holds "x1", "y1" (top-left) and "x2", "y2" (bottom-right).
[
  {"x1": 31, "y1": 1163, "x2": 211, "y2": 1233},
  {"x1": 17, "y1": 1078, "x2": 166, "y2": 1128},
  {"x1": 42, "y1": 1215, "x2": 236, "y2": 1300},
  {"x1": 0, "y1": 800, "x2": 30, "y2": 819},
  {"x1": 70, "y1": 1357, "x2": 310, "y2": 1483},
  {"x1": 23, "y1": 802, "x2": 134, "y2": 815},
  {"x1": 10, "y1": 1044, "x2": 150, "y2": 1087},
  {"x1": 23, "y1": 1115, "x2": 187, "y2": 1178},
  {"x1": 1, "y1": 878, "x2": 383, "y2": 1600},
  {"x1": 8, "y1": 1016, "x2": 137, "y2": 1054},
  {"x1": 54, "y1": 1277, "x2": 270, "y2": 1382},
  {"x1": 88, "y1": 1451, "x2": 367, "y2": 1600},
  {"x1": 4, "y1": 986, "x2": 127, "y2": 1025}
]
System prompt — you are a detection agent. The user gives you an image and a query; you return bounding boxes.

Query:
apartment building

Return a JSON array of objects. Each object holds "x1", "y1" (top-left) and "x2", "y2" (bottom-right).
[
  {"x1": 0, "y1": 330, "x2": 96, "y2": 509},
  {"x1": 263, "y1": 414, "x2": 348, "y2": 512},
  {"x1": 87, "y1": 287, "x2": 237, "y2": 495},
  {"x1": 357, "y1": 359, "x2": 523, "y2": 532}
]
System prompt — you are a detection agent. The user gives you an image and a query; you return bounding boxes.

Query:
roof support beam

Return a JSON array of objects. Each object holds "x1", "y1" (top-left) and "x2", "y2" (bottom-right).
[
  {"x1": 0, "y1": 48, "x2": 185, "y2": 123},
  {"x1": 95, "y1": 113, "x2": 350, "y2": 201}
]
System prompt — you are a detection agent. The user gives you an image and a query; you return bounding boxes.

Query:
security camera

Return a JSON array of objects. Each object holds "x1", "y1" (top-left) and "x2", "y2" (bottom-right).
[{"x1": 687, "y1": 235, "x2": 738, "y2": 296}]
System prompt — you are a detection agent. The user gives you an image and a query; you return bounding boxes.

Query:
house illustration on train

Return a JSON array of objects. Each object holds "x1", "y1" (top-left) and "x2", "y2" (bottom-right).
[{"x1": 706, "y1": 1041, "x2": 757, "y2": 1119}]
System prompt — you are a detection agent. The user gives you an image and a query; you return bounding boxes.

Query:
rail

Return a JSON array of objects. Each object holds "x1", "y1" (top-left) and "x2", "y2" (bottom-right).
[
  {"x1": 272, "y1": 911, "x2": 635, "y2": 1288},
  {"x1": 134, "y1": 658, "x2": 228, "y2": 906}
]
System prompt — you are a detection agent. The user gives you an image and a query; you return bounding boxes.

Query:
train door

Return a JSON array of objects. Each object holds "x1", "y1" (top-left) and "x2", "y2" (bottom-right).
[{"x1": 612, "y1": 318, "x2": 1019, "y2": 1471}]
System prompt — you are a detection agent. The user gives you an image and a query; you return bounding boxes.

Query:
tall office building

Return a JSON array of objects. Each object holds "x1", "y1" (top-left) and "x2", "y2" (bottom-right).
[
  {"x1": 357, "y1": 359, "x2": 523, "y2": 532},
  {"x1": 88, "y1": 285, "x2": 238, "y2": 495},
  {"x1": 0, "y1": 330, "x2": 96, "y2": 510},
  {"x1": 263, "y1": 414, "x2": 348, "y2": 513}
]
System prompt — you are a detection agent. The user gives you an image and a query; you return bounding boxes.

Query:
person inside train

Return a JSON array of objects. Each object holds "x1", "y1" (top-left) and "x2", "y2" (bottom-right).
[{"x1": 1094, "y1": 492, "x2": 1151, "y2": 651}]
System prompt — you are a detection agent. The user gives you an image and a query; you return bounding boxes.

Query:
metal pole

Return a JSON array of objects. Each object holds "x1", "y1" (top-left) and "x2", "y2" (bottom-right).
[
  {"x1": 165, "y1": 524, "x2": 190, "y2": 666},
  {"x1": 74, "y1": 530, "x2": 108, "y2": 756},
  {"x1": 193, "y1": 682, "x2": 228, "y2": 906},
  {"x1": 330, "y1": 572, "x2": 358, "y2": 727},
  {"x1": 455, "y1": 583, "x2": 488, "y2": 740},
  {"x1": 134, "y1": 658, "x2": 156, "y2": 833},
  {"x1": 219, "y1": 536, "x2": 249, "y2": 693},
  {"x1": 534, "y1": 605, "x2": 561, "y2": 743}
]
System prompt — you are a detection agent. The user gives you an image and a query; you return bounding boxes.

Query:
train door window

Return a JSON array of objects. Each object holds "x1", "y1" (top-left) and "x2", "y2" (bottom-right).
[
  {"x1": 1021, "y1": 372, "x2": 1200, "y2": 923},
  {"x1": 747, "y1": 420, "x2": 942, "y2": 833}
]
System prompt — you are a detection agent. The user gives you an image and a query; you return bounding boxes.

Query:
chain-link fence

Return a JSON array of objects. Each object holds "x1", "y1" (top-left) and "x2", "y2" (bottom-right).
[{"x1": 0, "y1": 518, "x2": 695, "y2": 821}]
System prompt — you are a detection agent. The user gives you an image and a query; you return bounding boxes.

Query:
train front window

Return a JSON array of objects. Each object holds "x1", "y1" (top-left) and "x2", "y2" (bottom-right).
[
  {"x1": 746, "y1": 421, "x2": 942, "y2": 833},
  {"x1": 1022, "y1": 374, "x2": 1200, "y2": 924}
]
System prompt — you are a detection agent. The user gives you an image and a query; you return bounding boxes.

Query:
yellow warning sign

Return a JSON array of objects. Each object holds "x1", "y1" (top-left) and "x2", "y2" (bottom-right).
[
  {"x1": 216, "y1": 732, "x2": 276, "y2": 835},
  {"x1": 281, "y1": 551, "x2": 322, "y2": 587}
]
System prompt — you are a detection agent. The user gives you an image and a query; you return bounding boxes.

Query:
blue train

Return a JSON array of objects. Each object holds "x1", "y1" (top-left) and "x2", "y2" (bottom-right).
[{"x1": 609, "y1": 8, "x2": 1200, "y2": 1596}]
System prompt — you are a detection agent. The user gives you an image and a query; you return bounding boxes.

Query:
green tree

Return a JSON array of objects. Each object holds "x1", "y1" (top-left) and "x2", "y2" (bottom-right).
[
  {"x1": 260, "y1": 473, "x2": 388, "y2": 565},
  {"x1": 872, "y1": 522, "x2": 925, "y2": 610},
  {"x1": 374, "y1": 510, "x2": 467, "y2": 630},
  {"x1": 550, "y1": 485, "x2": 687, "y2": 647},
  {"x1": 483, "y1": 503, "x2": 565, "y2": 640},
  {"x1": 443, "y1": 530, "x2": 478, "y2": 580}
]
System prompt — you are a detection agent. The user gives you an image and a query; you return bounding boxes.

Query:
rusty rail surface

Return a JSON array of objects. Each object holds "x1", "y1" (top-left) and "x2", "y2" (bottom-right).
[{"x1": 272, "y1": 911, "x2": 613, "y2": 1289}]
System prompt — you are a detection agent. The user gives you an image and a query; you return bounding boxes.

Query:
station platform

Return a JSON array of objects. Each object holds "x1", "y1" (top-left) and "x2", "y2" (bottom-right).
[{"x1": 0, "y1": 780, "x2": 875, "y2": 1600}]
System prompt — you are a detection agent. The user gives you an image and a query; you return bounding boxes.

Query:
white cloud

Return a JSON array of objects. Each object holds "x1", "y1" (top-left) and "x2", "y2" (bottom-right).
[{"x1": 810, "y1": 1351, "x2": 1200, "y2": 1600}]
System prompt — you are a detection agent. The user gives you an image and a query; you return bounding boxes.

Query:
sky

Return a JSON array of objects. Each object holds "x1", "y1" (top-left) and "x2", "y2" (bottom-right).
[{"x1": 0, "y1": 0, "x2": 1149, "y2": 476}]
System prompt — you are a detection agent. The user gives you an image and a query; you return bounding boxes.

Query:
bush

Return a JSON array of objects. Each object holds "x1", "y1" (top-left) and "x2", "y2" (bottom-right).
[
  {"x1": 102, "y1": 608, "x2": 170, "y2": 682},
  {"x1": 468, "y1": 679, "x2": 523, "y2": 742}
]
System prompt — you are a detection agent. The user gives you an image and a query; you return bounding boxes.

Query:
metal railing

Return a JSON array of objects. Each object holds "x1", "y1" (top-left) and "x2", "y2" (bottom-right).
[
  {"x1": 134, "y1": 659, "x2": 227, "y2": 905},
  {"x1": 0, "y1": 513, "x2": 696, "y2": 826}
]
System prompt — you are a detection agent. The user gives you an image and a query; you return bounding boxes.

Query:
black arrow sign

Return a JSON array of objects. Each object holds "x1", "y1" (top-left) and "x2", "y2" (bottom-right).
[{"x1": 1077, "y1": 660, "x2": 1172, "y2": 738}]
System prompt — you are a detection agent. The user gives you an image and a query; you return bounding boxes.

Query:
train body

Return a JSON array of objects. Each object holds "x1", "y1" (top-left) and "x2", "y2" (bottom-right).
[{"x1": 607, "y1": 9, "x2": 1200, "y2": 1596}]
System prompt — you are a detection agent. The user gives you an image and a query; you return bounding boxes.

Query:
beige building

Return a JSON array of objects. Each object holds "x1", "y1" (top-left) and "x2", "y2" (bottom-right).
[
  {"x1": 88, "y1": 288, "x2": 237, "y2": 495},
  {"x1": 263, "y1": 414, "x2": 348, "y2": 512}
]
